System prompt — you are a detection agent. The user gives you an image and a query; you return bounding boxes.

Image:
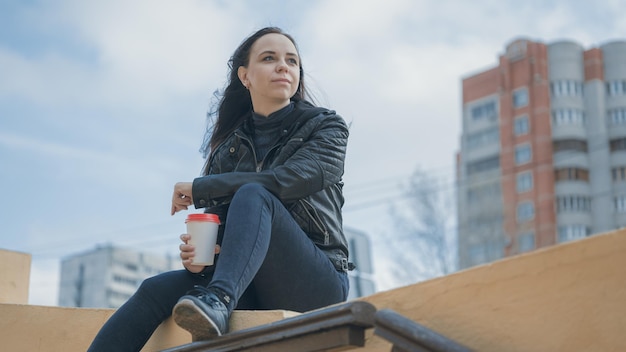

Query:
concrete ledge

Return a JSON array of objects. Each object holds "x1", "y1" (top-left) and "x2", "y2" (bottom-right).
[
  {"x1": 355, "y1": 230, "x2": 626, "y2": 352},
  {"x1": 0, "y1": 248, "x2": 31, "y2": 304},
  {"x1": 3, "y1": 230, "x2": 626, "y2": 351},
  {"x1": 0, "y1": 304, "x2": 298, "y2": 351}
]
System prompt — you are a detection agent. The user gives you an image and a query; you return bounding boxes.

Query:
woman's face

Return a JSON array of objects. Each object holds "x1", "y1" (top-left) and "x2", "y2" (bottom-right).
[{"x1": 238, "y1": 33, "x2": 300, "y2": 115}]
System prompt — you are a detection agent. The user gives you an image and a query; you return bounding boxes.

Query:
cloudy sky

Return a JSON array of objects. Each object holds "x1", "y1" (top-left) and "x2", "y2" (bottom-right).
[{"x1": 1, "y1": 0, "x2": 624, "y2": 306}]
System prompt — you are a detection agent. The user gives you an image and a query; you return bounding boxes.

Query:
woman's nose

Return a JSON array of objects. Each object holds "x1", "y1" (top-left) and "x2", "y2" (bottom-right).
[{"x1": 276, "y1": 59, "x2": 288, "y2": 72}]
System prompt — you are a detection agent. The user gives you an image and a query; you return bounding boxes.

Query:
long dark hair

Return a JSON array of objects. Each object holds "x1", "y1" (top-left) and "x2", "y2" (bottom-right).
[{"x1": 200, "y1": 27, "x2": 311, "y2": 164}]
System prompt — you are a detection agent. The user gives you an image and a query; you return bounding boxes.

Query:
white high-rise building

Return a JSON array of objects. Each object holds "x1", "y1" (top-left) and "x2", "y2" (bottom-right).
[
  {"x1": 59, "y1": 228, "x2": 375, "y2": 308},
  {"x1": 58, "y1": 244, "x2": 180, "y2": 308},
  {"x1": 345, "y1": 227, "x2": 376, "y2": 299}
]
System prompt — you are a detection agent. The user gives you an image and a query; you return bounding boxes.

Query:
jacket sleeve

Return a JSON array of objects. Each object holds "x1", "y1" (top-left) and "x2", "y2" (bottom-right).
[{"x1": 192, "y1": 113, "x2": 349, "y2": 208}]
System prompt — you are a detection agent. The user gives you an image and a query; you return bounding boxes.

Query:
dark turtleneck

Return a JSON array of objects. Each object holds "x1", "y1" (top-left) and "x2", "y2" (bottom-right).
[{"x1": 252, "y1": 102, "x2": 294, "y2": 162}]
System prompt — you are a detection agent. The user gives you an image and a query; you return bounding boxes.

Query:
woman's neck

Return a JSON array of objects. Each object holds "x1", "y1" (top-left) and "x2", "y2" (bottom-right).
[{"x1": 252, "y1": 99, "x2": 290, "y2": 117}]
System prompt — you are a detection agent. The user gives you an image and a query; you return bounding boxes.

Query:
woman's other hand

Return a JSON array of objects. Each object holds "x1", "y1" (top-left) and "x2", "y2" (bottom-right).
[
  {"x1": 171, "y1": 182, "x2": 193, "y2": 215},
  {"x1": 179, "y1": 234, "x2": 221, "y2": 273}
]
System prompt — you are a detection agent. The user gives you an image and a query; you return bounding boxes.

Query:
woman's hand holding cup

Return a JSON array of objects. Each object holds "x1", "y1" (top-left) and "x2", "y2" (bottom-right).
[{"x1": 179, "y1": 234, "x2": 221, "y2": 273}]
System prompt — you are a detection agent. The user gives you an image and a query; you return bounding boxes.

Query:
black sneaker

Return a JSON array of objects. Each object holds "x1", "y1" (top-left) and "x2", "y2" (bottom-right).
[{"x1": 173, "y1": 286, "x2": 230, "y2": 341}]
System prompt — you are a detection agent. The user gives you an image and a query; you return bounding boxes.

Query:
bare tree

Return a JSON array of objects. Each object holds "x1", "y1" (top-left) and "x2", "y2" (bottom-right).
[{"x1": 384, "y1": 167, "x2": 456, "y2": 287}]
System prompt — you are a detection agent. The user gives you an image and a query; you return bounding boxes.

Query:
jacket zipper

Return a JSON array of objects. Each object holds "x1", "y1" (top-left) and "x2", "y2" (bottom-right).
[
  {"x1": 299, "y1": 198, "x2": 330, "y2": 245},
  {"x1": 236, "y1": 132, "x2": 327, "y2": 244},
  {"x1": 235, "y1": 132, "x2": 263, "y2": 172},
  {"x1": 256, "y1": 144, "x2": 281, "y2": 172}
]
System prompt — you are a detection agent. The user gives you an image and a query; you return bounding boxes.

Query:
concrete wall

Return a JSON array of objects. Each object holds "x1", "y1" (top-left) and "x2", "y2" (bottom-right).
[
  {"x1": 0, "y1": 248, "x2": 298, "y2": 351},
  {"x1": 2, "y1": 229, "x2": 625, "y2": 351},
  {"x1": 0, "y1": 248, "x2": 31, "y2": 304},
  {"x1": 0, "y1": 303, "x2": 297, "y2": 351},
  {"x1": 357, "y1": 229, "x2": 626, "y2": 352}
]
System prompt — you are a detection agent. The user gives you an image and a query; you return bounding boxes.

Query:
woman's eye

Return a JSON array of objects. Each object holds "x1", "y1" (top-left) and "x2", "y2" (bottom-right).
[
  {"x1": 288, "y1": 58, "x2": 299, "y2": 65},
  {"x1": 263, "y1": 56, "x2": 274, "y2": 61}
]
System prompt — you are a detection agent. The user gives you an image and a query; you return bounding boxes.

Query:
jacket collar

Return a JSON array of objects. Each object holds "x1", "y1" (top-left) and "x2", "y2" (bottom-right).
[{"x1": 240, "y1": 99, "x2": 325, "y2": 137}]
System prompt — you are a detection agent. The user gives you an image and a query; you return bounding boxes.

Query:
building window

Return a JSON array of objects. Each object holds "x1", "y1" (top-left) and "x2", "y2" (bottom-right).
[
  {"x1": 554, "y1": 168, "x2": 589, "y2": 182},
  {"x1": 518, "y1": 232, "x2": 535, "y2": 252},
  {"x1": 553, "y1": 139, "x2": 588, "y2": 153},
  {"x1": 610, "y1": 138, "x2": 626, "y2": 152},
  {"x1": 612, "y1": 167, "x2": 626, "y2": 182},
  {"x1": 515, "y1": 144, "x2": 532, "y2": 165},
  {"x1": 552, "y1": 109, "x2": 585, "y2": 126},
  {"x1": 517, "y1": 202, "x2": 534, "y2": 222},
  {"x1": 467, "y1": 156, "x2": 500, "y2": 175},
  {"x1": 516, "y1": 172, "x2": 533, "y2": 193},
  {"x1": 466, "y1": 127, "x2": 499, "y2": 149},
  {"x1": 551, "y1": 80, "x2": 583, "y2": 97},
  {"x1": 123, "y1": 263, "x2": 138, "y2": 271},
  {"x1": 557, "y1": 196, "x2": 591, "y2": 212},
  {"x1": 107, "y1": 289, "x2": 132, "y2": 302},
  {"x1": 512, "y1": 88, "x2": 529, "y2": 108},
  {"x1": 615, "y1": 195, "x2": 626, "y2": 212},
  {"x1": 608, "y1": 108, "x2": 626, "y2": 125},
  {"x1": 470, "y1": 100, "x2": 498, "y2": 121},
  {"x1": 558, "y1": 225, "x2": 589, "y2": 243},
  {"x1": 607, "y1": 80, "x2": 626, "y2": 96},
  {"x1": 468, "y1": 240, "x2": 504, "y2": 266},
  {"x1": 112, "y1": 275, "x2": 138, "y2": 286},
  {"x1": 514, "y1": 115, "x2": 529, "y2": 135},
  {"x1": 467, "y1": 183, "x2": 501, "y2": 202},
  {"x1": 468, "y1": 244, "x2": 487, "y2": 265}
]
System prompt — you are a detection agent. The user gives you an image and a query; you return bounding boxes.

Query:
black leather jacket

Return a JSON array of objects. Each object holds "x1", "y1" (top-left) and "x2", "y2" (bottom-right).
[{"x1": 191, "y1": 100, "x2": 351, "y2": 271}]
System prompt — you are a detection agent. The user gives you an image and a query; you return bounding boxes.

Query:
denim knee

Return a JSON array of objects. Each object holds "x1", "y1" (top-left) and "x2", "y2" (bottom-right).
[
  {"x1": 135, "y1": 271, "x2": 188, "y2": 304},
  {"x1": 133, "y1": 271, "x2": 195, "y2": 318},
  {"x1": 136, "y1": 275, "x2": 161, "y2": 294},
  {"x1": 234, "y1": 183, "x2": 269, "y2": 199}
]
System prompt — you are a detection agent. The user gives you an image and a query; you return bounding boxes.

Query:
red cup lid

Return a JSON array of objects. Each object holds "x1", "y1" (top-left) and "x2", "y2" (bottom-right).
[{"x1": 186, "y1": 213, "x2": 220, "y2": 224}]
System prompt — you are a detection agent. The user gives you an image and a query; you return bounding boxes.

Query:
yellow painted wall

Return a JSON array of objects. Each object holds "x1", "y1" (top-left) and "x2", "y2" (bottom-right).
[{"x1": 0, "y1": 248, "x2": 31, "y2": 304}]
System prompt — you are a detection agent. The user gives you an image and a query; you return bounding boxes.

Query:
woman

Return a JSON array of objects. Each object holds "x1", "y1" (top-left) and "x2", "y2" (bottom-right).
[{"x1": 87, "y1": 27, "x2": 351, "y2": 351}]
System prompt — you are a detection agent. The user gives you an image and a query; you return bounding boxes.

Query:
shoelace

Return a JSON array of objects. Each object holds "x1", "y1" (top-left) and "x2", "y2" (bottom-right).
[{"x1": 186, "y1": 285, "x2": 223, "y2": 307}]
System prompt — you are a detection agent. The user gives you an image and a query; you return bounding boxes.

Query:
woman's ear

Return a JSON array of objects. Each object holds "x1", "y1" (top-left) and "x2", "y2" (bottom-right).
[{"x1": 237, "y1": 66, "x2": 248, "y2": 88}]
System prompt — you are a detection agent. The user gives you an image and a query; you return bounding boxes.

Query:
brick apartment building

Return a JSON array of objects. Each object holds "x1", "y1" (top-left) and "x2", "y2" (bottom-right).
[{"x1": 457, "y1": 38, "x2": 626, "y2": 269}]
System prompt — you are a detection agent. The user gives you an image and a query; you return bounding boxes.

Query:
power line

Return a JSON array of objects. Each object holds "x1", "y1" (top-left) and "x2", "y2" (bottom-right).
[
  {"x1": 344, "y1": 122, "x2": 626, "y2": 205},
  {"x1": 22, "y1": 126, "x2": 626, "y2": 257},
  {"x1": 332, "y1": 132, "x2": 625, "y2": 212}
]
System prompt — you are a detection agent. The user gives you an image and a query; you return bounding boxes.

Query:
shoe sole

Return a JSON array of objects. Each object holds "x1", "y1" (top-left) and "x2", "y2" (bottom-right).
[{"x1": 173, "y1": 298, "x2": 222, "y2": 341}]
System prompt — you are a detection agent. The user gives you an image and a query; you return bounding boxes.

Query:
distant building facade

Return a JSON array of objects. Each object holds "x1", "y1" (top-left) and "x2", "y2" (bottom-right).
[
  {"x1": 58, "y1": 245, "x2": 180, "y2": 308},
  {"x1": 344, "y1": 227, "x2": 376, "y2": 299},
  {"x1": 59, "y1": 228, "x2": 375, "y2": 308},
  {"x1": 457, "y1": 38, "x2": 626, "y2": 269}
]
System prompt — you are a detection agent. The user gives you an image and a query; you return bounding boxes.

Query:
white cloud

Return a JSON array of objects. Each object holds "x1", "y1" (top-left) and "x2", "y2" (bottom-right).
[
  {"x1": 1, "y1": 0, "x2": 254, "y2": 108},
  {"x1": 0, "y1": 129, "x2": 204, "y2": 211}
]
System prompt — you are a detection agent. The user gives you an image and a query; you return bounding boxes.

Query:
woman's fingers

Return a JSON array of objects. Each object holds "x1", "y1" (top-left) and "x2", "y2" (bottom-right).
[
  {"x1": 171, "y1": 182, "x2": 194, "y2": 215},
  {"x1": 171, "y1": 202, "x2": 189, "y2": 215},
  {"x1": 180, "y1": 243, "x2": 194, "y2": 254}
]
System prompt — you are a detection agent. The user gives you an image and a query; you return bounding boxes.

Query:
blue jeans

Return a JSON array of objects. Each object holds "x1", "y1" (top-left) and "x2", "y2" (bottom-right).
[{"x1": 88, "y1": 183, "x2": 349, "y2": 352}]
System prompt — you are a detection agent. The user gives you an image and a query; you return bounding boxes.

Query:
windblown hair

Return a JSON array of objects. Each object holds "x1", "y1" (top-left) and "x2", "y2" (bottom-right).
[{"x1": 200, "y1": 27, "x2": 313, "y2": 172}]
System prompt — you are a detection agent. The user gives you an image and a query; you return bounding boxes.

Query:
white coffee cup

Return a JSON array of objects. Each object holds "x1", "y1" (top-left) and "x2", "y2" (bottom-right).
[{"x1": 185, "y1": 213, "x2": 220, "y2": 266}]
